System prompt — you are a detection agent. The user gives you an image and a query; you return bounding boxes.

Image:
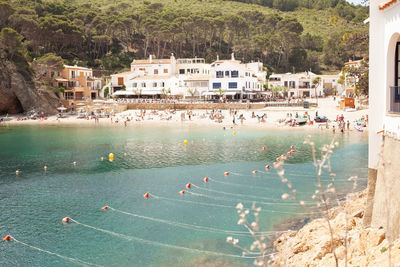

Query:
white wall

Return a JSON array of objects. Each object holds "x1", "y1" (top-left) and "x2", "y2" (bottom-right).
[{"x1": 369, "y1": 2, "x2": 400, "y2": 169}]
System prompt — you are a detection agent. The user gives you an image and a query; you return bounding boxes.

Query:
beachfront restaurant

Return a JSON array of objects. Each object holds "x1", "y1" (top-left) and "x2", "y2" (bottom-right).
[{"x1": 203, "y1": 90, "x2": 259, "y2": 101}]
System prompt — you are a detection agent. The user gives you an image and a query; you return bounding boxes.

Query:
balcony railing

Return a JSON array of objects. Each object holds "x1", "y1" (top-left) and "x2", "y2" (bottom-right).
[
  {"x1": 389, "y1": 86, "x2": 400, "y2": 113},
  {"x1": 298, "y1": 85, "x2": 316, "y2": 89}
]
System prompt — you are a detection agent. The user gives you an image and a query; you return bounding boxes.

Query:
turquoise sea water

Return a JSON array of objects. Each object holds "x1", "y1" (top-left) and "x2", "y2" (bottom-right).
[{"x1": 0, "y1": 125, "x2": 368, "y2": 266}]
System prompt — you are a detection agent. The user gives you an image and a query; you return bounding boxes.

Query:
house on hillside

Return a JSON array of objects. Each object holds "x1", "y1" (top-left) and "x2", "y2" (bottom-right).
[
  {"x1": 61, "y1": 65, "x2": 101, "y2": 101},
  {"x1": 43, "y1": 65, "x2": 101, "y2": 101},
  {"x1": 341, "y1": 59, "x2": 363, "y2": 97},
  {"x1": 364, "y1": 0, "x2": 400, "y2": 241}
]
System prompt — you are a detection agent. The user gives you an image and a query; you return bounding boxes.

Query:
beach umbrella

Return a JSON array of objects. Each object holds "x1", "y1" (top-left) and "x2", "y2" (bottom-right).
[{"x1": 57, "y1": 107, "x2": 67, "y2": 112}]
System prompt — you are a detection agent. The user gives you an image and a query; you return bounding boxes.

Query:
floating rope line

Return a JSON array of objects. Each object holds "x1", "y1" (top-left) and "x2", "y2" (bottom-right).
[
  {"x1": 69, "y1": 218, "x2": 268, "y2": 259},
  {"x1": 208, "y1": 177, "x2": 262, "y2": 189},
  {"x1": 106, "y1": 206, "x2": 275, "y2": 236},
  {"x1": 187, "y1": 191, "x2": 314, "y2": 206},
  {"x1": 8, "y1": 236, "x2": 102, "y2": 267},
  {"x1": 229, "y1": 172, "x2": 248, "y2": 177},
  {"x1": 150, "y1": 194, "x2": 320, "y2": 215},
  {"x1": 191, "y1": 184, "x2": 282, "y2": 201},
  {"x1": 206, "y1": 177, "x2": 313, "y2": 194}
]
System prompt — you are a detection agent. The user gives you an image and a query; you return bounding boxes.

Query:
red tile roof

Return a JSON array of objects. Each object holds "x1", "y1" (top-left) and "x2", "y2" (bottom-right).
[{"x1": 379, "y1": 0, "x2": 397, "y2": 10}]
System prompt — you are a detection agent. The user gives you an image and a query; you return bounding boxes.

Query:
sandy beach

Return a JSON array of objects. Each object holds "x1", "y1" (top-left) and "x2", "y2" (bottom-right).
[{"x1": 1, "y1": 97, "x2": 368, "y2": 132}]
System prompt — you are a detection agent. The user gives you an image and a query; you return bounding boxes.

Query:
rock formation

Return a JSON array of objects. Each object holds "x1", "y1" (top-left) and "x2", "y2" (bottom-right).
[
  {"x1": 0, "y1": 60, "x2": 60, "y2": 114},
  {"x1": 272, "y1": 190, "x2": 400, "y2": 266}
]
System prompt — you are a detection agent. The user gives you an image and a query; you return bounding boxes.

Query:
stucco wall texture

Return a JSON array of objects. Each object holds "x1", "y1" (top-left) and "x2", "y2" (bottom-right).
[{"x1": 370, "y1": 135, "x2": 400, "y2": 242}]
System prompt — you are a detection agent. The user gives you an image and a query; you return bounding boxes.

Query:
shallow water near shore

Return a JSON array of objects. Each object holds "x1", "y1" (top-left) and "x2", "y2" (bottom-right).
[{"x1": 0, "y1": 125, "x2": 367, "y2": 266}]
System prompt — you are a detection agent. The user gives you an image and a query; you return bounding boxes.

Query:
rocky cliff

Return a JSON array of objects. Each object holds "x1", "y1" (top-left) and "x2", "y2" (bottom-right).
[
  {"x1": 0, "y1": 60, "x2": 60, "y2": 114},
  {"x1": 272, "y1": 190, "x2": 400, "y2": 266}
]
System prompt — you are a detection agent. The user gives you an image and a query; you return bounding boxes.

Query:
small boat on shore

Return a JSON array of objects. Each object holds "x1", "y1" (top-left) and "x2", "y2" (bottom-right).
[
  {"x1": 354, "y1": 125, "x2": 363, "y2": 132},
  {"x1": 296, "y1": 118, "x2": 308, "y2": 125}
]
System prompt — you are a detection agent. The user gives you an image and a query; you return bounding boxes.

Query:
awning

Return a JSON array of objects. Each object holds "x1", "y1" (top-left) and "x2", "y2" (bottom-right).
[
  {"x1": 113, "y1": 91, "x2": 136, "y2": 96},
  {"x1": 224, "y1": 92, "x2": 237, "y2": 96},
  {"x1": 55, "y1": 78, "x2": 68, "y2": 82},
  {"x1": 203, "y1": 92, "x2": 217, "y2": 96},
  {"x1": 141, "y1": 90, "x2": 162, "y2": 95}
]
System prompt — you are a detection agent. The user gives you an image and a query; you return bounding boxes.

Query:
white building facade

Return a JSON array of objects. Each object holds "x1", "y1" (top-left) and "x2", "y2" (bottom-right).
[
  {"x1": 207, "y1": 54, "x2": 266, "y2": 99},
  {"x1": 110, "y1": 54, "x2": 266, "y2": 99},
  {"x1": 369, "y1": 0, "x2": 400, "y2": 169},
  {"x1": 268, "y1": 72, "x2": 340, "y2": 97}
]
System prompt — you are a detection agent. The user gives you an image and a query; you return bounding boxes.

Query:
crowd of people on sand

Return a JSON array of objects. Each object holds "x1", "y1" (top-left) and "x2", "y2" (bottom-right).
[
  {"x1": 1, "y1": 100, "x2": 369, "y2": 132},
  {"x1": 275, "y1": 110, "x2": 368, "y2": 132}
]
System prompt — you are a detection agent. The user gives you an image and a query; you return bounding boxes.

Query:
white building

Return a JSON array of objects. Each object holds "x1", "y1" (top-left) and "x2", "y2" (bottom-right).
[
  {"x1": 207, "y1": 54, "x2": 266, "y2": 100},
  {"x1": 364, "y1": 0, "x2": 400, "y2": 239},
  {"x1": 369, "y1": 0, "x2": 400, "y2": 169},
  {"x1": 177, "y1": 58, "x2": 210, "y2": 98},
  {"x1": 110, "y1": 53, "x2": 266, "y2": 99},
  {"x1": 111, "y1": 54, "x2": 177, "y2": 97},
  {"x1": 341, "y1": 59, "x2": 363, "y2": 97},
  {"x1": 268, "y1": 72, "x2": 340, "y2": 97}
]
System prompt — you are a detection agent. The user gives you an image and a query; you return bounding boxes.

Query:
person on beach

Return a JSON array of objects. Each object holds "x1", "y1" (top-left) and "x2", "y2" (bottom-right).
[
  {"x1": 347, "y1": 120, "x2": 350, "y2": 130},
  {"x1": 332, "y1": 125, "x2": 336, "y2": 133}
]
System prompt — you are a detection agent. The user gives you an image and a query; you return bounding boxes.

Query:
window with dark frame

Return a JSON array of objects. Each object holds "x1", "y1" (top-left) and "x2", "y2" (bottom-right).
[
  {"x1": 213, "y1": 82, "x2": 221, "y2": 89},
  {"x1": 228, "y1": 82, "x2": 237, "y2": 89},
  {"x1": 395, "y1": 42, "x2": 400, "y2": 101}
]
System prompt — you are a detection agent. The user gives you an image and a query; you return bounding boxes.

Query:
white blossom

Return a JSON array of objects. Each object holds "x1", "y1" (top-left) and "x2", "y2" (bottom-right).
[{"x1": 236, "y1": 203, "x2": 244, "y2": 210}]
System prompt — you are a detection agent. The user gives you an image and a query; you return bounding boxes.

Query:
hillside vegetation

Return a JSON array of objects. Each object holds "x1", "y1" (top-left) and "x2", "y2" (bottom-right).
[{"x1": 2, "y1": 0, "x2": 368, "y2": 74}]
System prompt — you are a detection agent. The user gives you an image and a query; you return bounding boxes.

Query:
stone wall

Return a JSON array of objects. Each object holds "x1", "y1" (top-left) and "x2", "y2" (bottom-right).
[
  {"x1": 369, "y1": 134, "x2": 400, "y2": 242},
  {"x1": 126, "y1": 103, "x2": 266, "y2": 110}
]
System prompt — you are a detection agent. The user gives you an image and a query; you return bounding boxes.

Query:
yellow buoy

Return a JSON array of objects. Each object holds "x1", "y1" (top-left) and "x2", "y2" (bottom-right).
[
  {"x1": 109, "y1": 153, "x2": 114, "y2": 162},
  {"x1": 184, "y1": 140, "x2": 188, "y2": 146},
  {"x1": 233, "y1": 130, "x2": 236, "y2": 135}
]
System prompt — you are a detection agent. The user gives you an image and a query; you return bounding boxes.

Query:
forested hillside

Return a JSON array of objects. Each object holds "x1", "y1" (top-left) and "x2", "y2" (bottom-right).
[{"x1": 1, "y1": 0, "x2": 368, "y2": 74}]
